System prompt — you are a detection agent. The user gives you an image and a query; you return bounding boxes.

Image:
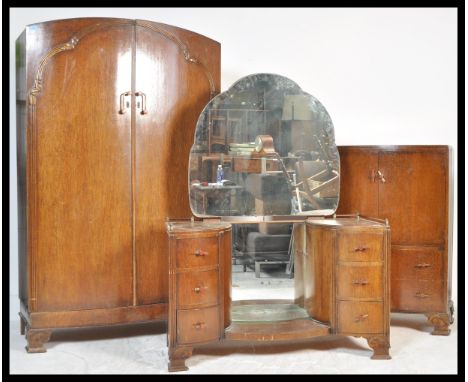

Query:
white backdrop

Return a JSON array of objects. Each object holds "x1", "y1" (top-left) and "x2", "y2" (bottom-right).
[{"x1": 9, "y1": 8, "x2": 458, "y2": 309}]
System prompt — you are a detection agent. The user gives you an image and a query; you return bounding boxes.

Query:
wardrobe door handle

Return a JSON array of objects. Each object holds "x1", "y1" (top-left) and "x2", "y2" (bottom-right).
[
  {"x1": 119, "y1": 91, "x2": 132, "y2": 114},
  {"x1": 135, "y1": 92, "x2": 148, "y2": 115}
]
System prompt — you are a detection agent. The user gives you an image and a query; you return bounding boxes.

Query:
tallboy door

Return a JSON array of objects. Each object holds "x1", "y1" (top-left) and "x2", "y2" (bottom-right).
[
  {"x1": 134, "y1": 21, "x2": 219, "y2": 304},
  {"x1": 33, "y1": 20, "x2": 134, "y2": 311},
  {"x1": 336, "y1": 148, "x2": 379, "y2": 216},
  {"x1": 377, "y1": 150, "x2": 447, "y2": 245}
]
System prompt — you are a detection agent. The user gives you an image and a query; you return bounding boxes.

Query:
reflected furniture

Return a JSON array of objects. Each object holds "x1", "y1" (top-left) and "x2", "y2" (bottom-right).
[
  {"x1": 337, "y1": 145, "x2": 454, "y2": 334},
  {"x1": 167, "y1": 216, "x2": 391, "y2": 371},
  {"x1": 16, "y1": 18, "x2": 220, "y2": 352},
  {"x1": 189, "y1": 73, "x2": 340, "y2": 219}
]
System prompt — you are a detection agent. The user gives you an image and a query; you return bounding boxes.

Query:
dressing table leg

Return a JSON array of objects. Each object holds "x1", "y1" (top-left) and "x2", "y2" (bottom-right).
[
  {"x1": 168, "y1": 346, "x2": 193, "y2": 372},
  {"x1": 365, "y1": 336, "x2": 391, "y2": 360}
]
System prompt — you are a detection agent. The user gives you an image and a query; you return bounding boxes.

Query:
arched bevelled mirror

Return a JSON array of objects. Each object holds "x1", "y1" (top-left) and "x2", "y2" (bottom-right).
[{"x1": 189, "y1": 73, "x2": 340, "y2": 220}]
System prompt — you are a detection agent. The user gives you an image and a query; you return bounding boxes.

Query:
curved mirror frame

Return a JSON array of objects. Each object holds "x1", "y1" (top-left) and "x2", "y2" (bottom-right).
[{"x1": 189, "y1": 73, "x2": 340, "y2": 221}]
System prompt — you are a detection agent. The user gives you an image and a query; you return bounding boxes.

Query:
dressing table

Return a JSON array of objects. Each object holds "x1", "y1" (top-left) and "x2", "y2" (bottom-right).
[{"x1": 166, "y1": 74, "x2": 391, "y2": 371}]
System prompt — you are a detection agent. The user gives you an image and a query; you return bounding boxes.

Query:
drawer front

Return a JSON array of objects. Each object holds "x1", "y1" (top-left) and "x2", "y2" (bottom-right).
[
  {"x1": 391, "y1": 246, "x2": 443, "y2": 281},
  {"x1": 337, "y1": 265, "x2": 382, "y2": 300},
  {"x1": 338, "y1": 232, "x2": 383, "y2": 262},
  {"x1": 176, "y1": 236, "x2": 219, "y2": 268},
  {"x1": 177, "y1": 306, "x2": 219, "y2": 344},
  {"x1": 338, "y1": 301, "x2": 383, "y2": 334},
  {"x1": 177, "y1": 269, "x2": 219, "y2": 308},
  {"x1": 391, "y1": 279, "x2": 445, "y2": 312}
]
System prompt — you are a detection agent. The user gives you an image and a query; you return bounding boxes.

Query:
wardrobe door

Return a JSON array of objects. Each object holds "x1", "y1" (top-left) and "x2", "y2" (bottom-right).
[
  {"x1": 33, "y1": 22, "x2": 134, "y2": 311},
  {"x1": 134, "y1": 21, "x2": 220, "y2": 305}
]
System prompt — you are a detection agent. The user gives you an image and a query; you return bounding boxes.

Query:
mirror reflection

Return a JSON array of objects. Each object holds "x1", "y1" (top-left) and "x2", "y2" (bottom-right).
[
  {"x1": 231, "y1": 223, "x2": 299, "y2": 322},
  {"x1": 189, "y1": 73, "x2": 340, "y2": 219}
]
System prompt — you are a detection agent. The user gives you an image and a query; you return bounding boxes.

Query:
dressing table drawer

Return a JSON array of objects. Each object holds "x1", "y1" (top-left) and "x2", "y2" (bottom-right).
[
  {"x1": 338, "y1": 232, "x2": 383, "y2": 262},
  {"x1": 177, "y1": 306, "x2": 220, "y2": 344},
  {"x1": 337, "y1": 264, "x2": 383, "y2": 300},
  {"x1": 177, "y1": 269, "x2": 219, "y2": 308},
  {"x1": 176, "y1": 236, "x2": 219, "y2": 269},
  {"x1": 338, "y1": 301, "x2": 384, "y2": 334}
]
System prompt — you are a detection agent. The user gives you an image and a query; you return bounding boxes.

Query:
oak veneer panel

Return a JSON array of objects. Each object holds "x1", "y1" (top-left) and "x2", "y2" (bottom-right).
[
  {"x1": 34, "y1": 23, "x2": 134, "y2": 311},
  {"x1": 391, "y1": 279, "x2": 445, "y2": 312},
  {"x1": 222, "y1": 228, "x2": 232, "y2": 329},
  {"x1": 336, "y1": 149, "x2": 379, "y2": 216},
  {"x1": 135, "y1": 22, "x2": 221, "y2": 305},
  {"x1": 378, "y1": 151, "x2": 447, "y2": 245},
  {"x1": 304, "y1": 225, "x2": 333, "y2": 324},
  {"x1": 391, "y1": 246, "x2": 444, "y2": 281}
]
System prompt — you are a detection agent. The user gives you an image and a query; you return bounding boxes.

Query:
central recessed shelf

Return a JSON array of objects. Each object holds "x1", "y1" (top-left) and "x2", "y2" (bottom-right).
[
  {"x1": 231, "y1": 301, "x2": 309, "y2": 322},
  {"x1": 226, "y1": 300, "x2": 330, "y2": 341}
]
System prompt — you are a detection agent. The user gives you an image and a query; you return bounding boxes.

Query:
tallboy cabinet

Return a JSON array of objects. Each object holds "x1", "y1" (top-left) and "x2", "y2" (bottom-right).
[
  {"x1": 16, "y1": 18, "x2": 220, "y2": 352},
  {"x1": 337, "y1": 146, "x2": 454, "y2": 334}
]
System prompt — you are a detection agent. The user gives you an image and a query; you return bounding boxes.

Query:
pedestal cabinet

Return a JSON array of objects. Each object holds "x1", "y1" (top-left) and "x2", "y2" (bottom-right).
[
  {"x1": 303, "y1": 218, "x2": 391, "y2": 359},
  {"x1": 166, "y1": 221, "x2": 232, "y2": 372},
  {"x1": 337, "y1": 146, "x2": 454, "y2": 334},
  {"x1": 16, "y1": 18, "x2": 220, "y2": 352}
]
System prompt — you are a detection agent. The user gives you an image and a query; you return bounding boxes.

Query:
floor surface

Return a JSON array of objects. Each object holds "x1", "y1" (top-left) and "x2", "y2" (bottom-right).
[{"x1": 10, "y1": 267, "x2": 458, "y2": 374}]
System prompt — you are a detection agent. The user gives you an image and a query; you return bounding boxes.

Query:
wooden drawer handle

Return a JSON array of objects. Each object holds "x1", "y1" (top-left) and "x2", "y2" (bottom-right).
[
  {"x1": 193, "y1": 322, "x2": 206, "y2": 330},
  {"x1": 354, "y1": 247, "x2": 368, "y2": 252},
  {"x1": 193, "y1": 286, "x2": 207, "y2": 294},
  {"x1": 414, "y1": 263, "x2": 432, "y2": 269},
  {"x1": 194, "y1": 250, "x2": 208, "y2": 257},
  {"x1": 354, "y1": 314, "x2": 369, "y2": 322},
  {"x1": 352, "y1": 279, "x2": 369, "y2": 286},
  {"x1": 415, "y1": 292, "x2": 430, "y2": 299}
]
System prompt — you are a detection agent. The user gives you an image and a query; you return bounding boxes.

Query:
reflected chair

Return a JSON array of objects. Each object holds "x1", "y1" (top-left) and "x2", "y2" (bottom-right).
[{"x1": 293, "y1": 160, "x2": 339, "y2": 212}]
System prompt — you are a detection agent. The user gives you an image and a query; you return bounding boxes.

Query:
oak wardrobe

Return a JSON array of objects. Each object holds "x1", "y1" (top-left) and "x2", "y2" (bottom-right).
[{"x1": 16, "y1": 18, "x2": 220, "y2": 352}]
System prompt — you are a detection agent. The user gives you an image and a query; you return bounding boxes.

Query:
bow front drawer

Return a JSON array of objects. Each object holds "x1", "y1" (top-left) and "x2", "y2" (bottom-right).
[
  {"x1": 177, "y1": 306, "x2": 220, "y2": 344},
  {"x1": 338, "y1": 232, "x2": 384, "y2": 262},
  {"x1": 177, "y1": 269, "x2": 219, "y2": 308},
  {"x1": 338, "y1": 301, "x2": 384, "y2": 334},
  {"x1": 175, "y1": 236, "x2": 219, "y2": 268},
  {"x1": 337, "y1": 264, "x2": 383, "y2": 300}
]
